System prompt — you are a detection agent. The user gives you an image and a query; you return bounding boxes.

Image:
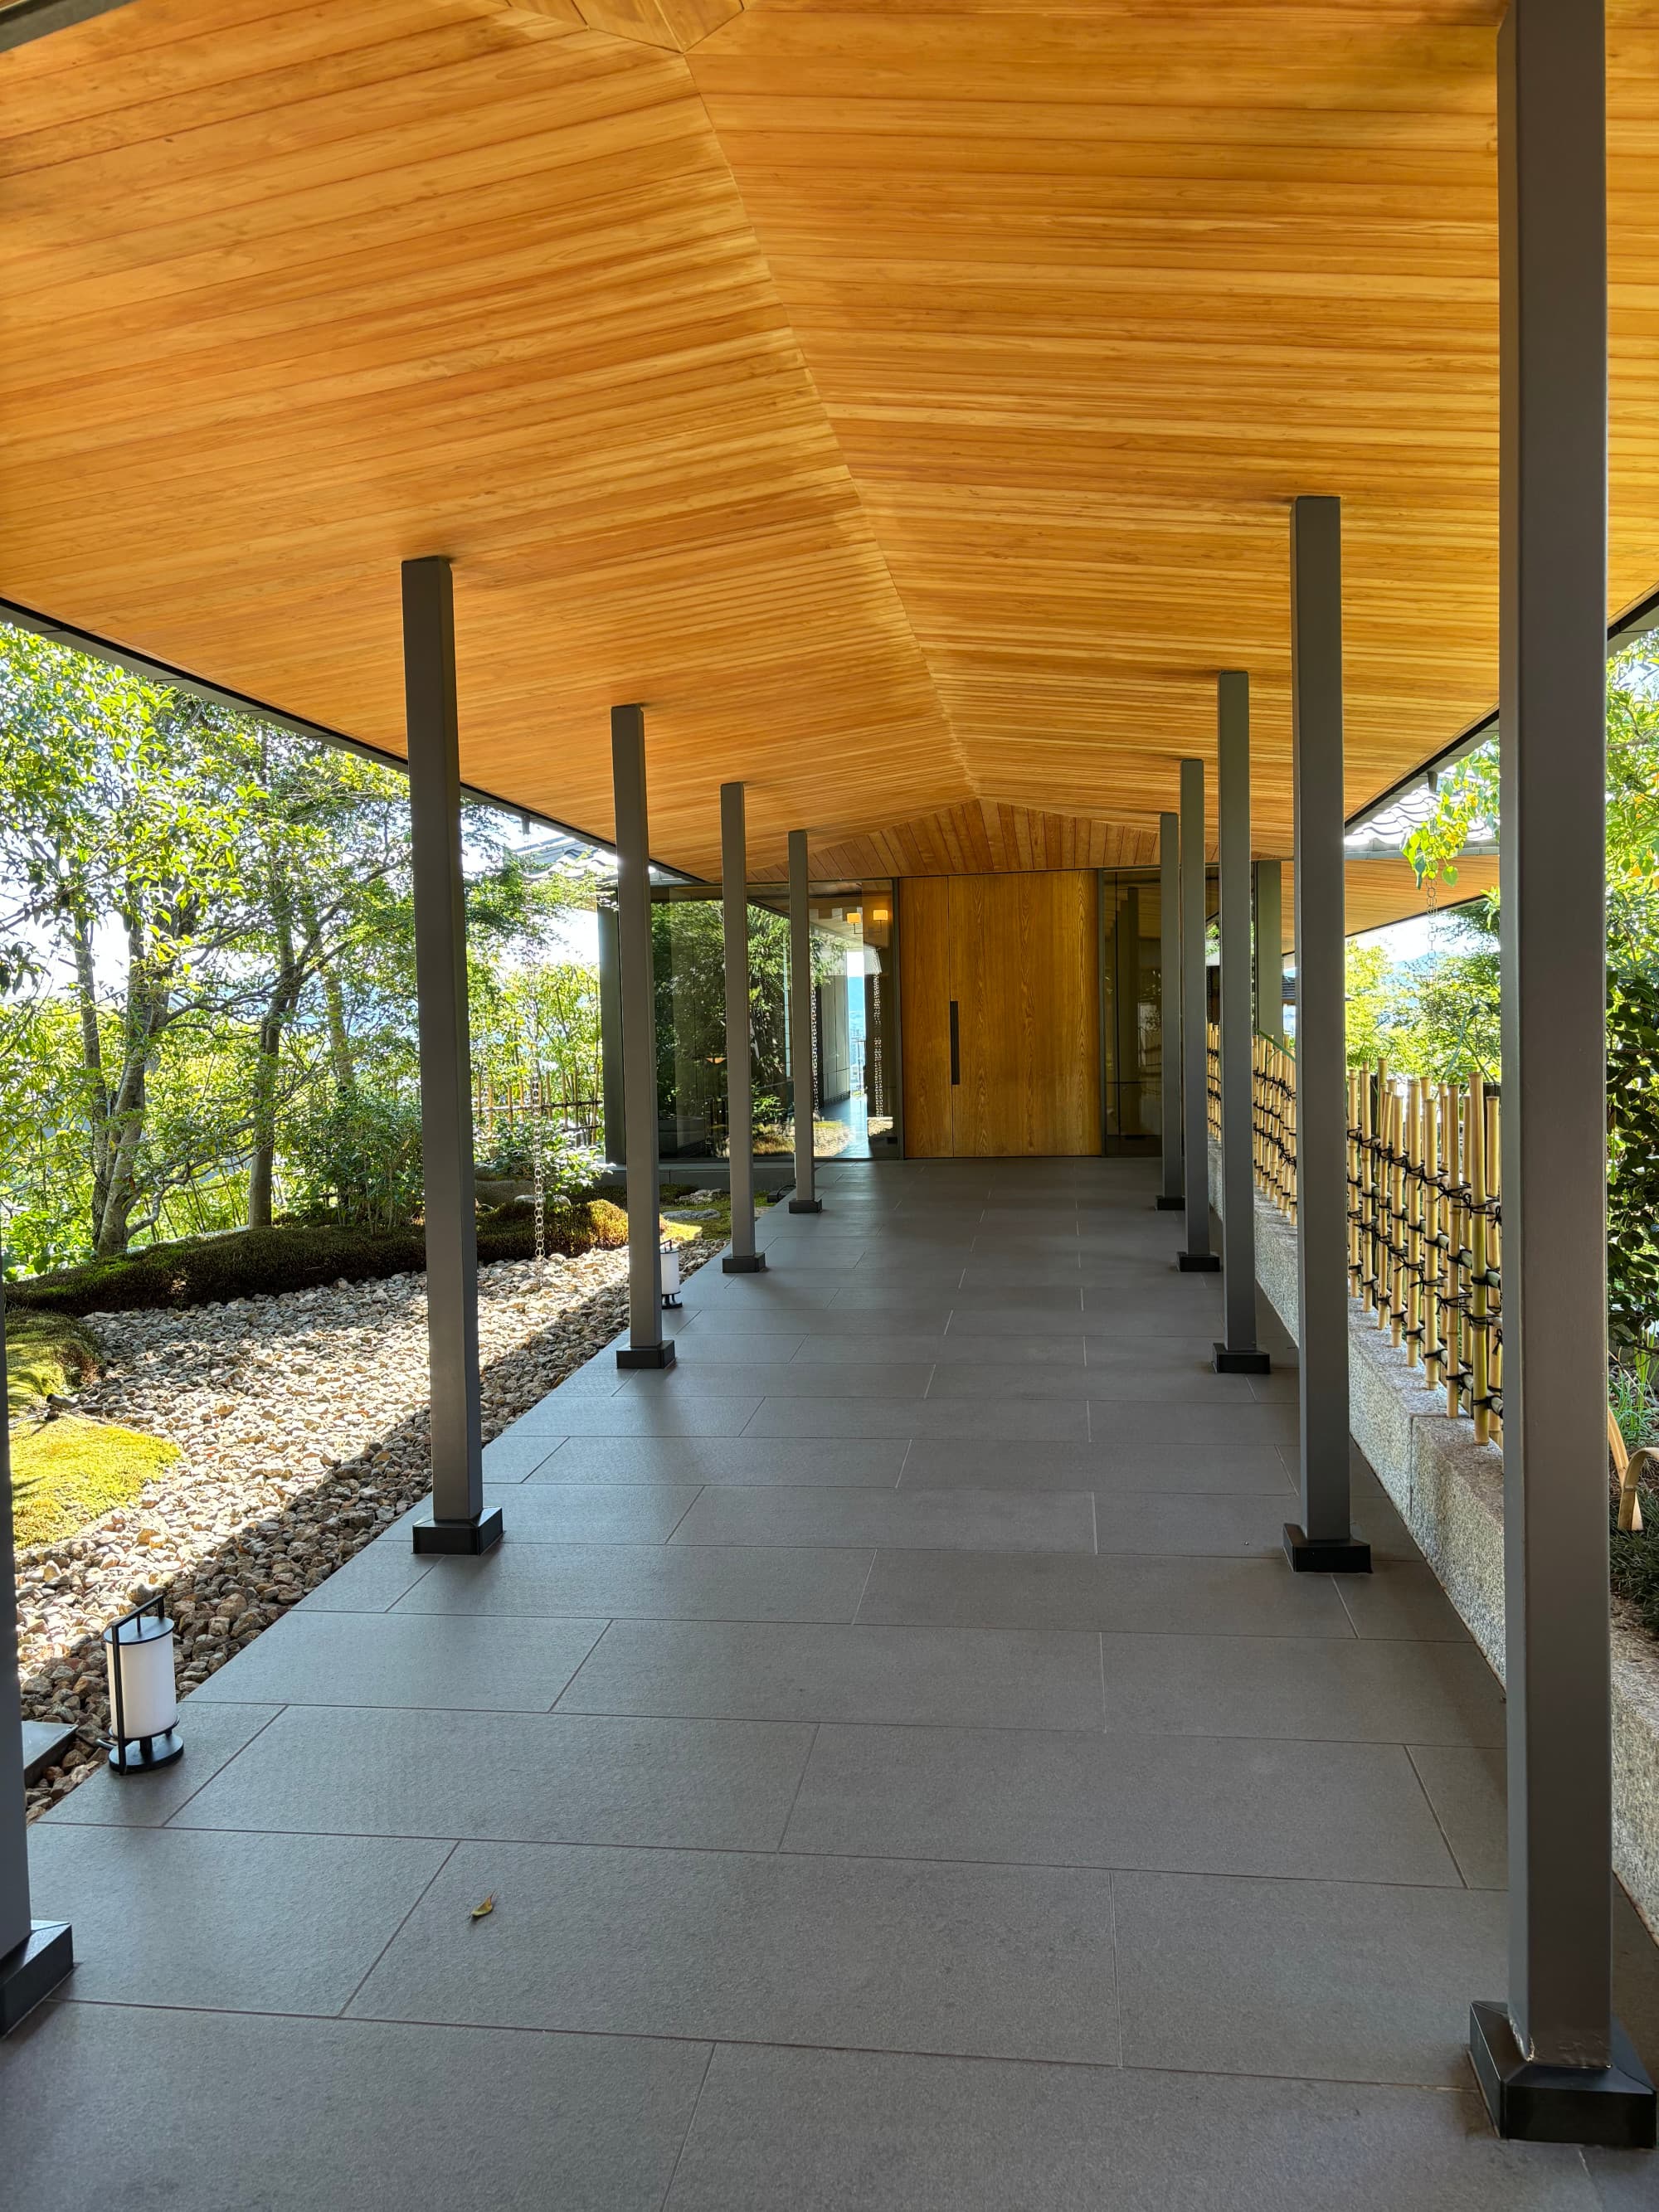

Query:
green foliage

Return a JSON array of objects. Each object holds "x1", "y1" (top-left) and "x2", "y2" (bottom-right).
[
  {"x1": 1343, "y1": 928, "x2": 1501, "y2": 1081},
  {"x1": 1608, "y1": 974, "x2": 1659, "y2": 1349},
  {"x1": 289, "y1": 1087, "x2": 426, "y2": 1230},
  {"x1": 474, "y1": 1197, "x2": 630, "y2": 1262}
]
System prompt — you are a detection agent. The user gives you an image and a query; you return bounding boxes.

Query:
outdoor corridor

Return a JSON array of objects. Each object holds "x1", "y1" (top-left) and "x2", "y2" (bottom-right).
[{"x1": 5, "y1": 1159, "x2": 1657, "y2": 2209}]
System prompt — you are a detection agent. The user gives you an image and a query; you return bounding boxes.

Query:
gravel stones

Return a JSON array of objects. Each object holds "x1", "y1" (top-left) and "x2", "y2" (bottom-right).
[{"x1": 15, "y1": 1237, "x2": 715, "y2": 1820}]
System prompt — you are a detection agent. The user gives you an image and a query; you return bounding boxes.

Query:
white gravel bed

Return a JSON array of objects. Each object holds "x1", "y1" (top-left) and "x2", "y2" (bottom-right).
[{"x1": 15, "y1": 1238, "x2": 715, "y2": 1819}]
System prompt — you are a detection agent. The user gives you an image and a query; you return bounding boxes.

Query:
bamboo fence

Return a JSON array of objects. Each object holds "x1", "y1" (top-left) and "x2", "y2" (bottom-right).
[{"x1": 1207, "y1": 1030, "x2": 1505, "y2": 1446}]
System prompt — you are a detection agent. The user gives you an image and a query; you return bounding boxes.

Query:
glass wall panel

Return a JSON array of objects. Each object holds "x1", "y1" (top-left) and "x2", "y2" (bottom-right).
[
  {"x1": 1100, "y1": 866, "x2": 1217, "y2": 1154},
  {"x1": 645, "y1": 882, "x2": 896, "y2": 1163}
]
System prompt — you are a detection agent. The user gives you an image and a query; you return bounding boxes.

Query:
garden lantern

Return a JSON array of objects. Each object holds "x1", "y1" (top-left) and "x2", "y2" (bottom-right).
[
  {"x1": 103, "y1": 1596, "x2": 182, "y2": 1775},
  {"x1": 659, "y1": 1237, "x2": 682, "y2": 1310}
]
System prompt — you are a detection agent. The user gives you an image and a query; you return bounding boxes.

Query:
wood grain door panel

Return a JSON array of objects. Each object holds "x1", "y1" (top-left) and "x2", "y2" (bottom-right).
[{"x1": 902, "y1": 871, "x2": 1099, "y2": 1157}]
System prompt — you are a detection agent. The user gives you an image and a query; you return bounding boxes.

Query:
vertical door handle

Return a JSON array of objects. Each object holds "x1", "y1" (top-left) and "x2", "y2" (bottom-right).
[{"x1": 949, "y1": 999, "x2": 961, "y2": 1085}]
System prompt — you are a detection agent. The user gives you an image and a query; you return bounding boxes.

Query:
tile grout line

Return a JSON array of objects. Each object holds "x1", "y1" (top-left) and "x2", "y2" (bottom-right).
[
  {"x1": 155, "y1": 1701, "x2": 292, "y2": 1829},
  {"x1": 655, "y1": 2040, "x2": 717, "y2": 2212},
  {"x1": 333, "y1": 1837, "x2": 460, "y2": 2020},
  {"x1": 773, "y1": 1720, "x2": 821, "y2": 1852}
]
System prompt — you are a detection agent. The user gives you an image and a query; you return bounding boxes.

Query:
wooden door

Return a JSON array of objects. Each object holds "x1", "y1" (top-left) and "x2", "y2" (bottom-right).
[{"x1": 900, "y1": 872, "x2": 1100, "y2": 1156}]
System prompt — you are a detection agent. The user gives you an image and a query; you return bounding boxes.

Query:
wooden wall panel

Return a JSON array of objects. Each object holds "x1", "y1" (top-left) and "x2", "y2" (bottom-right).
[{"x1": 898, "y1": 874, "x2": 954, "y2": 1157}]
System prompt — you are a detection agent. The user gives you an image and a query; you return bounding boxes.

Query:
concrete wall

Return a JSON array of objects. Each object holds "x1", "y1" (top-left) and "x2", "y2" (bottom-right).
[{"x1": 1209, "y1": 1140, "x2": 1659, "y2": 1935}]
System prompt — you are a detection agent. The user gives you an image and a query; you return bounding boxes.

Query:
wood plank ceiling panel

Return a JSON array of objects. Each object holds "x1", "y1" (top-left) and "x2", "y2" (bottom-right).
[
  {"x1": 0, "y1": 0, "x2": 970, "y2": 879},
  {"x1": 690, "y1": 0, "x2": 1659, "y2": 853},
  {"x1": 3, "y1": 2, "x2": 1659, "y2": 878}
]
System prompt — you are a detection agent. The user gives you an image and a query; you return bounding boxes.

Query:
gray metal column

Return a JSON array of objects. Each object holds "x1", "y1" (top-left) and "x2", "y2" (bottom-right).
[
  {"x1": 1215, "y1": 674, "x2": 1268, "y2": 1372},
  {"x1": 722, "y1": 783, "x2": 765, "y2": 1271},
  {"x1": 404, "y1": 557, "x2": 499, "y2": 1555},
  {"x1": 597, "y1": 899, "x2": 625, "y2": 1164},
  {"x1": 1177, "y1": 761, "x2": 1218, "y2": 1270},
  {"x1": 1469, "y1": 0, "x2": 1655, "y2": 2146},
  {"x1": 787, "y1": 828, "x2": 821, "y2": 1214},
  {"x1": 1253, "y1": 859, "x2": 1285, "y2": 1043},
  {"x1": 0, "y1": 1290, "x2": 71, "y2": 2031},
  {"x1": 612, "y1": 705, "x2": 673, "y2": 1368},
  {"x1": 1156, "y1": 810, "x2": 1183, "y2": 1208},
  {"x1": 1282, "y1": 501, "x2": 1366, "y2": 1573}
]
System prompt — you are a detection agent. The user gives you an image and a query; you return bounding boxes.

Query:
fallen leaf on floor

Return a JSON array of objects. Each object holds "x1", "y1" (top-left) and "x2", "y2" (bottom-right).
[{"x1": 469, "y1": 1894, "x2": 495, "y2": 1922}]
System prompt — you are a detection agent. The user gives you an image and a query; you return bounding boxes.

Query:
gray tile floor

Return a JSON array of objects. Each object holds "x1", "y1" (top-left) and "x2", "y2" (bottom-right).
[{"x1": 6, "y1": 1156, "x2": 1658, "y2": 2210}]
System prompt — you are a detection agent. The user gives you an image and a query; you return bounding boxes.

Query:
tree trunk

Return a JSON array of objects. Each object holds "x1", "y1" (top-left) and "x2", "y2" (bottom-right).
[
  {"x1": 247, "y1": 880, "x2": 303, "y2": 1230},
  {"x1": 71, "y1": 914, "x2": 114, "y2": 1248},
  {"x1": 321, "y1": 965, "x2": 355, "y2": 1091}
]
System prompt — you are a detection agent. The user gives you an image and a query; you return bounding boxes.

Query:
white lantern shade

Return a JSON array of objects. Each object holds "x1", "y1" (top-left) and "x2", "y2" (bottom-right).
[
  {"x1": 659, "y1": 1242, "x2": 681, "y2": 1295},
  {"x1": 105, "y1": 1613, "x2": 178, "y2": 1739}
]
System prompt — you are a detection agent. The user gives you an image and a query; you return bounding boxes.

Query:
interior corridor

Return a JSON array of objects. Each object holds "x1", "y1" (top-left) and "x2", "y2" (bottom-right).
[{"x1": 6, "y1": 1159, "x2": 1658, "y2": 2209}]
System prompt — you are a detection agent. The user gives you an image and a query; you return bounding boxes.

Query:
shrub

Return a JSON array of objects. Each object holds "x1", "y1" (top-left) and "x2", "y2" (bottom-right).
[
  {"x1": 475, "y1": 1198, "x2": 629, "y2": 1263},
  {"x1": 5, "y1": 1310, "x2": 101, "y2": 1417},
  {"x1": 288, "y1": 1087, "x2": 425, "y2": 1231}
]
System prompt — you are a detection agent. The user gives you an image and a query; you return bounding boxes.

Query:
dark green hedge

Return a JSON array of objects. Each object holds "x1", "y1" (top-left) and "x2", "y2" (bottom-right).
[{"x1": 7, "y1": 1200, "x2": 632, "y2": 1317}]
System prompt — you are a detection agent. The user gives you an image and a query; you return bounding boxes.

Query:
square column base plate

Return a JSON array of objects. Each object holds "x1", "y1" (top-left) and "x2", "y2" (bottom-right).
[
  {"x1": 0, "y1": 1921, "x2": 73, "y2": 2035},
  {"x1": 1214, "y1": 1342, "x2": 1272, "y2": 1375},
  {"x1": 1469, "y1": 2002, "x2": 1657, "y2": 2148},
  {"x1": 1155, "y1": 1194, "x2": 1185, "y2": 1211},
  {"x1": 722, "y1": 1252, "x2": 767, "y2": 1274},
  {"x1": 411, "y1": 1506, "x2": 504, "y2": 1557},
  {"x1": 617, "y1": 1339, "x2": 677, "y2": 1371},
  {"x1": 1283, "y1": 1523, "x2": 1372, "y2": 1574},
  {"x1": 788, "y1": 1198, "x2": 822, "y2": 1214},
  {"x1": 1177, "y1": 1252, "x2": 1221, "y2": 1272}
]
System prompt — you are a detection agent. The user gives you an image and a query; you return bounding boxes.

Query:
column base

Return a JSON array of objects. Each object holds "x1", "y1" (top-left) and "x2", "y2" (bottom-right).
[
  {"x1": 1282, "y1": 1522, "x2": 1372, "y2": 1574},
  {"x1": 109, "y1": 1727, "x2": 183, "y2": 1776},
  {"x1": 788, "y1": 1198, "x2": 822, "y2": 1214},
  {"x1": 1214, "y1": 1342, "x2": 1272, "y2": 1375},
  {"x1": 616, "y1": 1339, "x2": 677, "y2": 1371},
  {"x1": 411, "y1": 1506, "x2": 504, "y2": 1557},
  {"x1": 1155, "y1": 1194, "x2": 1185, "y2": 1212},
  {"x1": 1469, "y1": 2002, "x2": 1657, "y2": 2148},
  {"x1": 722, "y1": 1252, "x2": 767, "y2": 1273},
  {"x1": 0, "y1": 1921, "x2": 73, "y2": 2035},
  {"x1": 1177, "y1": 1252, "x2": 1221, "y2": 1272}
]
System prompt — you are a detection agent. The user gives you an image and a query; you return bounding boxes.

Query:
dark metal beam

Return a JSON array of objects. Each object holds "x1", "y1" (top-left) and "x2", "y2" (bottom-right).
[
  {"x1": 787, "y1": 830, "x2": 821, "y2": 1214},
  {"x1": 1469, "y1": 0, "x2": 1656, "y2": 2147},
  {"x1": 1177, "y1": 761, "x2": 1218, "y2": 1270},
  {"x1": 612, "y1": 706, "x2": 673, "y2": 1369},
  {"x1": 402, "y1": 560, "x2": 498, "y2": 1558},
  {"x1": 1156, "y1": 811, "x2": 1183, "y2": 1208},
  {"x1": 1283, "y1": 498, "x2": 1369, "y2": 1575},
  {"x1": 1216, "y1": 674, "x2": 1267, "y2": 1372},
  {"x1": 722, "y1": 785, "x2": 765, "y2": 1270}
]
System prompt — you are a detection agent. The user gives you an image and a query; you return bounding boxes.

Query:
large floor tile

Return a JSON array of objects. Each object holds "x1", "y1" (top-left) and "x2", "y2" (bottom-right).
[
  {"x1": 508, "y1": 1395, "x2": 762, "y2": 1437},
  {"x1": 618, "y1": 1360, "x2": 935, "y2": 1398},
  {"x1": 1113, "y1": 1869, "x2": 1507, "y2": 2087},
  {"x1": 857, "y1": 1548, "x2": 1355, "y2": 1636},
  {"x1": 795, "y1": 1330, "x2": 1082, "y2": 1366},
  {"x1": 348, "y1": 1840, "x2": 1119, "y2": 2064},
  {"x1": 391, "y1": 1542, "x2": 874, "y2": 1622},
  {"x1": 295, "y1": 1544, "x2": 436, "y2": 1612},
  {"x1": 1407, "y1": 1742, "x2": 1506, "y2": 1886},
  {"x1": 192, "y1": 1607, "x2": 606, "y2": 1711},
  {"x1": 525, "y1": 1436, "x2": 905, "y2": 1485},
  {"x1": 1089, "y1": 1490, "x2": 1303, "y2": 1556},
  {"x1": 1088, "y1": 1400, "x2": 1300, "y2": 1446},
  {"x1": 782, "y1": 1724, "x2": 1461, "y2": 1884},
  {"x1": 899, "y1": 1437, "x2": 1294, "y2": 1494},
  {"x1": 1098, "y1": 1631, "x2": 1505, "y2": 1745},
  {"x1": 480, "y1": 1432, "x2": 566, "y2": 1480},
  {"x1": 40, "y1": 1701, "x2": 282, "y2": 1827},
  {"x1": 743, "y1": 1398, "x2": 1089, "y2": 1441},
  {"x1": 480, "y1": 1483, "x2": 705, "y2": 1542},
  {"x1": 25, "y1": 1822, "x2": 450, "y2": 2013},
  {"x1": 1338, "y1": 1563, "x2": 1479, "y2": 1643},
  {"x1": 0, "y1": 2003, "x2": 710, "y2": 2212},
  {"x1": 924, "y1": 1361, "x2": 1259, "y2": 1403},
  {"x1": 557, "y1": 1618, "x2": 1105, "y2": 1730},
  {"x1": 670, "y1": 1485, "x2": 1097, "y2": 1553},
  {"x1": 664, "y1": 2042, "x2": 1599, "y2": 2212},
  {"x1": 171, "y1": 1705, "x2": 815, "y2": 1850}
]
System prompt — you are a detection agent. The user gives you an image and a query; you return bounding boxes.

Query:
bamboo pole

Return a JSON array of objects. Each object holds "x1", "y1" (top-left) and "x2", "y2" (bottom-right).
[{"x1": 1423, "y1": 1080, "x2": 1444, "y2": 1388}]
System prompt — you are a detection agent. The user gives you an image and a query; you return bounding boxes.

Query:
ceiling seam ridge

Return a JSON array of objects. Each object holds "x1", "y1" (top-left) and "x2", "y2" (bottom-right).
[{"x1": 676, "y1": 45, "x2": 981, "y2": 817}]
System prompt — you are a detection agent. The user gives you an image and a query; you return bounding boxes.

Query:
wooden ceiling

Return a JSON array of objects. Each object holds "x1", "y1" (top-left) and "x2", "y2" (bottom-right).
[{"x1": 2, "y1": 0, "x2": 1657, "y2": 882}]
